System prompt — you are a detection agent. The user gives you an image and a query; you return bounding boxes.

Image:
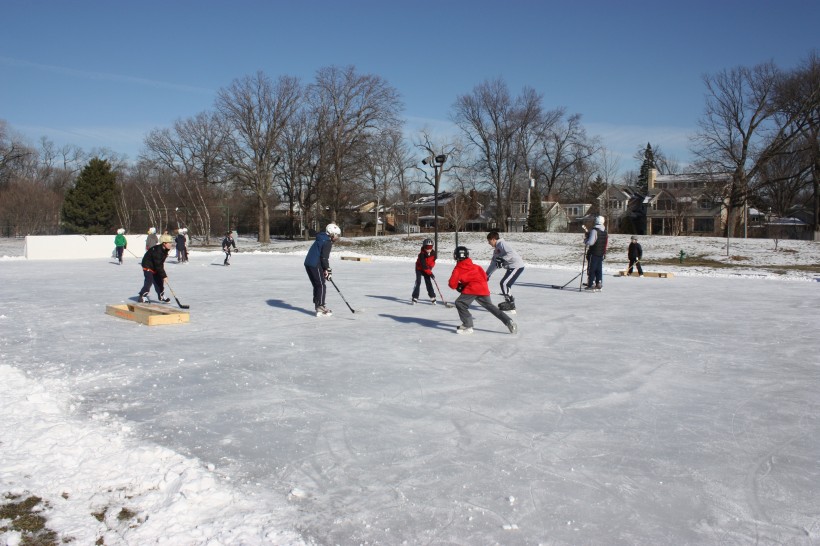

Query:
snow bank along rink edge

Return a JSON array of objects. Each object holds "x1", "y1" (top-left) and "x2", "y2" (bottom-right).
[{"x1": 0, "y1": 365, "x2": 305, "y2": 545}]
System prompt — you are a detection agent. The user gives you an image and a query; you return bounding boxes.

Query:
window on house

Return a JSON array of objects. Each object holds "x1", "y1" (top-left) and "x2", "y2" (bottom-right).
[
  {"x1": 694, "y1": 218, "x2": 714, "y2": 232},
  {"x1": 698, "y1": 198, "x2": 711, "y2": 209}
]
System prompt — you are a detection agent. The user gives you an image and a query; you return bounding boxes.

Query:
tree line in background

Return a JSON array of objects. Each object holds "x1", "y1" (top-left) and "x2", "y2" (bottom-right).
[{"x1": 1, "y1": 51, "x2": 817, "y2": 242}]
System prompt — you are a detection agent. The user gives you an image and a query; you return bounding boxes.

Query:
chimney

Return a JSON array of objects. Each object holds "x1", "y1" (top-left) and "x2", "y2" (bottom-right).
[{"x1": 648, "y1": 168, "x2": 657, "y2": 190}]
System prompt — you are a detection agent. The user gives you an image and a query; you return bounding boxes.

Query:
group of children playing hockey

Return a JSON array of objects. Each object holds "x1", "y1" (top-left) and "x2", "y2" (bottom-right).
[
  {"x1": 409, "y1": 231, "x2": 522, "y2": 335},
  {"x1": 132, "y1": 217, "x2": 643, "y2": 335}
]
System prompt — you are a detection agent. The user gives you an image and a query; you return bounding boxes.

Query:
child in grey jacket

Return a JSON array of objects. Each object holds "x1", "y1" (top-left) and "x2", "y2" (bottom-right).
[{"x1": 485, "y1": 231, "x2": 525, "y2": 313}]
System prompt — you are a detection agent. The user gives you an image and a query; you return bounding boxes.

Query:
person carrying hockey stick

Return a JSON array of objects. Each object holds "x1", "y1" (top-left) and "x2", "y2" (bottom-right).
[
  {"x1": 627, "y1": 235, "x2": 644, "y2": 277},
  {"x1": 485, "y1": 231, "x2": 524, "y2": 313},
  {"x1": 411, "y1": 238, "x2": 437, "y2": 304},
  {"x1": 138, "y1": 234, "x2": 174, "y2": 303},
  {"x1": 448, "y1": 246, "x2": 517, "y2": 335},
  {"x1": 305, "y1": 223, "x2": 341, "y2": 317},
  {"x1": 222, "y1": 231, "x2": 237, "y2": 266},
  {"x1": 583, "y1": 216, "x2": 608, "y2": 291}
]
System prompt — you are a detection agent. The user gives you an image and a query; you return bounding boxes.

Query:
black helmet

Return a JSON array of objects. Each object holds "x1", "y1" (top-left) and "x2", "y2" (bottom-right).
[
  {"x1": 453, "y1": 246, "x2": 470, "y2": 261},
  {"x1": 422, "y1": 238, "x2": 433, "y2": 248}
]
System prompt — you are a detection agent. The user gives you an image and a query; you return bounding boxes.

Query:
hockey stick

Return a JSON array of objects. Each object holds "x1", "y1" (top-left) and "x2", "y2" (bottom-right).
[
  {"x1": 164, "y1": 281, "x2": 190, "y2": 309},
  {"x1": 431, "y1": 277, "x2": 455, "y2": 308},
  {"x1": 329, "y1": 277, "x2": 358, "y2": 314}
]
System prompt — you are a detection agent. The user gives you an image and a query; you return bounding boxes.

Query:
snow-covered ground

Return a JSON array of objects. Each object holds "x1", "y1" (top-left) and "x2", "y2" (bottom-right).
[{"x1": 1, "y1": 233, "x2": 818, "y2": 545}]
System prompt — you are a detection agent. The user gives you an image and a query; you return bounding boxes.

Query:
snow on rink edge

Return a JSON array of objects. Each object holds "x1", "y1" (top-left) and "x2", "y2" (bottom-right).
[{"x1": 0, "y1": 365, "x2": 304, "y2": 546}]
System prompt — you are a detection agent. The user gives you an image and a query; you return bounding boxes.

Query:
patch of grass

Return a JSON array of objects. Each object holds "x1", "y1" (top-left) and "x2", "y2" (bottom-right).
[
  {"x1": 0, "y1": 494, "x2": 59, "y2": 546},
  {"x1": 117, "y1": 507, "x2": 136, "y2": 522}
]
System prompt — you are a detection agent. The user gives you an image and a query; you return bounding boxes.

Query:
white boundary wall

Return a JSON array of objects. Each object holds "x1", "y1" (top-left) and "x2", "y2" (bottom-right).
[{"x1": 24, "y1": 235, "x2": 148, "y2": 260}]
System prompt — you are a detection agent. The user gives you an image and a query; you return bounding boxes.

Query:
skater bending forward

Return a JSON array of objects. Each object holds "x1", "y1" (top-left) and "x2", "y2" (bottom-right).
[
  {"x1": 448, "y1": 246, "x2": 517, "y2": 335},
  {"x1": 485, "y1": 231, "x2": 524, "y2": 312},
  {"x1": 305, "y1": 223, "x2": 341, "y2": 316},
  {"x1": 138, "y1": 234, "x2": 174, "y2": 303},
  {"x1": 412, "y1": 238, "x2": 437, "y2": 304}
]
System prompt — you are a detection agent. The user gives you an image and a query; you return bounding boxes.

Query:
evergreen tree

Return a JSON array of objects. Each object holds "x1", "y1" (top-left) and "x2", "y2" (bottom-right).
[
  {"x1": 637, "y1": 142, "x2": 656, "y2": 193},
  {"x1": 60, "y1": 157, "x2": 118, "y2": 234},
  {"x1": 526, "y1": 190, "x2": 547, "y2": 232}
]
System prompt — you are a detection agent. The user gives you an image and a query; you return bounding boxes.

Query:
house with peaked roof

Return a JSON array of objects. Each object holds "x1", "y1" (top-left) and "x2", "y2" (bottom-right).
[{"x1": 643, "y1": 169, "x2": 731, "y2": 236}]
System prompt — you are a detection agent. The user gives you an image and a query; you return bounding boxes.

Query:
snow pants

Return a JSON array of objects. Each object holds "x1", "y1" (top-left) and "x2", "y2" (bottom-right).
[
  {"x1": 139, "y1": 269, "x2": 165, "y2": 298},
  {"x1": 412, "y1": 270, "x2": 435, "y2": 300},
  {"x1": 305, "y1": 265, "x2": 327, "y2": 308},
  {"x1": 454, "y1": 294, "x2": 513, "y2": 329}
]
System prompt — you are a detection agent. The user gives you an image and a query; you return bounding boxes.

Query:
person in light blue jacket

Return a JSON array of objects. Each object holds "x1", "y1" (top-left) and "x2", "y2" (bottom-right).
[
  {"x1": 485, "y1": 231, "x2": 525, "y2": 313},
  {"x1": 305, "y1": 223, "x2": 341, "y2": 316}
]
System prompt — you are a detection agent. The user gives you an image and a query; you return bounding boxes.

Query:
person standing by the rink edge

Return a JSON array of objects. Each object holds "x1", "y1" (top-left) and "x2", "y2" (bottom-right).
[
  {"x1": 175, "y1": 229, "x2": 188, "y2": 263},
  {"x1": 583, "y1": 216, "x2": 608, "y2": 291},
  {"x1": 305, "y1": 223, "x2": 341, "y2": 317},
  {"x1": 114, "y1": 228, "x2": 127, "y2": 265},
  {"x1": 627, "y1": 235, "x2": 644, "y2": 277},
  {"x1": 138, "y1": 234, "x2": 174, "y2": 303},
  {"x1": 145, "y1": 227, "x2": 158, "y2": 251},
  {"x1": 411, "y1": 238, "x2": 437, "y2": 304},
  {"x1": 222, "y1": 231, "x2": 237, "y2": 266},
  {"x1": 448, "y1": 246, "x2": 517, "y2": 335},
  {"x1": 485, "y1": 231, "x2": 524, "y2": 313}
]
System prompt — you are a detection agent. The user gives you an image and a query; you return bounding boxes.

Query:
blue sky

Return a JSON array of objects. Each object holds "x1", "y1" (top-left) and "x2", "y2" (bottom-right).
[{"x1": 2, "y1": 0, "x2": 818, "y2": 175}]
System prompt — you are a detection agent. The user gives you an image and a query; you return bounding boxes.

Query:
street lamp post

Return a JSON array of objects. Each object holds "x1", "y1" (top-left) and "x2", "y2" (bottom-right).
[{"x1": 422, "y1": 154, "x2": 447, "y2": 255}]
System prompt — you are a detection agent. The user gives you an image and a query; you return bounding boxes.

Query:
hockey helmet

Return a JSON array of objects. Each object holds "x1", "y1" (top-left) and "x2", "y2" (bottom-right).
[
  {"x1": 453, "y1": 246, "x2": 470, "y2": 261},
  {"x1": 595, "y1": 215, "x2": 605, "y2": 226},
  {"x1": 148, "y1": 227, "x2": 156, "y2": 234},
  {"x1": 116, "y1": 228, "x2": 125, "y2": 234},
  {"x1": 326, "y1": 223, "x2": 341, "y2": 238},
  {"x1": 422, "y1": 238, "x2": 433, "y2": 249}
]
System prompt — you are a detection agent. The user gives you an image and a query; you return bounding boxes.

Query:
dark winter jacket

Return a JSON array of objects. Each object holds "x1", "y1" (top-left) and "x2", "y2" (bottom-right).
[
  {"x1": 175, "y1": 234, "x2": 187, "y2": 250},
  {"x1": 628, "y1": 241, "x2": 643, "y2": 261},
  {"x1": 141, "y1": 244, "x2": 170, "y2": 278},
  {"x1": 222, "y1": 236, "x2": 236, "y2": 251},
  {"x1": 586, "y1": 227, "x2": 608, "y2": 257},
  {"x1": 415, "y1": 248, "x2": 436, "y2": 276},
  {"x1": 304, "y1": 232, "x2": 333, "y2": 271},
  {"x1": 448, "y1": 258, "x2": 491, "y2": 296}
]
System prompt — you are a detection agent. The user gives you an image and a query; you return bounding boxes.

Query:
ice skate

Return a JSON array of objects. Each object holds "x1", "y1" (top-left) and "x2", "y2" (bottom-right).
[
  {"x1": 138, "y1": 293, "x2": 150, "y2": 303},
  {"x1": 158, "y1": 292, "x2": 171, "y2": 303},
  {"x1": 498, "y1": 295, "x2": 516, "y2": 314},
  {"x1": 507, "y1": 320, "x2": 518, "y2": 334},
  {"x1": 411, "y1": 298, "x2": 418, "y2": 304},
  {"x1": 456, "y1": 325, "x2": 474, "y2": 335},
  {"x1": 316, "y1": 305, "x2": 333, "y2": 317},
  {"x1": 430, "y1": 298, "x2": 437, "y2": 305}
]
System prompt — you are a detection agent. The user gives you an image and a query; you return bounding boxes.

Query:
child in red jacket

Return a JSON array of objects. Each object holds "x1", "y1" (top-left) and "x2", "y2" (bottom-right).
[
  {"x1": 412, "y1": 238, "x2": 437, "y2": 304},
  {"x1": 448, "y1": 246, "x2": 517, "y2": 335}
]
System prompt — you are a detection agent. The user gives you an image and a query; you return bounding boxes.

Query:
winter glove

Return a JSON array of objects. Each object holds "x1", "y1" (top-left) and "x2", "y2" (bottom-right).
[
  {"x1": 324, "y1": 269, "x2": 332, "y2": 280},
  {"x1": 495, "y1": 258, "x2": 503, "y2": 268},
  {"x1": 456, "y1": 282, "x2": 464, "y2": 293}
]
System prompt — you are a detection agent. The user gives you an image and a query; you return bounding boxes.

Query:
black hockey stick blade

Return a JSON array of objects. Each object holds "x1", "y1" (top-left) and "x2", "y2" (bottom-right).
[{"x1": 174, "y1": 296, "x2": 190, "y2": 310}]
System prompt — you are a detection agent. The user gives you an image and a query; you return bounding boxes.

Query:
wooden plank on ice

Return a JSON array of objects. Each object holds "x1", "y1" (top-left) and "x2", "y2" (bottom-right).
[
  {"x1": 340, "y1": 256, "x2": 371, "y2": 262},
  {"x1": 105, "y1": 303, "x2": 190, "y2": 326},
  {"x1": 617, "y1": 271, "x2": 675, "y2": 278}
]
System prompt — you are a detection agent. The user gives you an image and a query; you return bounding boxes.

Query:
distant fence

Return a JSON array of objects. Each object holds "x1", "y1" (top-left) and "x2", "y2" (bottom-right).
[{"x1": 24, "y1": 234, "x2": 148, "y2": 260}]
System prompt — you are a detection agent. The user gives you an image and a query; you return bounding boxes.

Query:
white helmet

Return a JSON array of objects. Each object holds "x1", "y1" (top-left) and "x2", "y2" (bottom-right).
[
  {"x1": 326, "y1": 223, "x2": 341, "y2": 238},
  {"x1": 148, "y1": 227, "x2": 156, "y2": 234},
  {"x1": 595, "y1": 215, "x2": 605, "y2": 226},
  {"x1": 117, "y1": 228, "x2": 125, "y2": 234}
]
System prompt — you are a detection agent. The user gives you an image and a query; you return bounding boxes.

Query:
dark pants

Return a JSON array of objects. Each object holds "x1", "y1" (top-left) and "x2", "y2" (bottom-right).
[
  {"x1": 455, "y1": 294, "x2": 512, "y2": 329},
  {"x1": 627, "y1": 259, "x2": 643, "y2": 275},
  {"x1": 412, "y1": 270, "x2": 435, "y2": 299},
  {"x1": 116, "y1": 246, "x2": 124, "y2": 263},
  {"x1": 305, "y1": 265, "x2": 326, "y2": 307},
  {"x1": 224, "y1": 250, "x2": 231, "y2": 265},
  {"x1": 497, "y1": 267, "x2": 524, "y2": 297},
  {"x1": 139, "y1": 269, "x2": 164, "y2": 297},
  {"x1": 587, "y1": 254, "x2": 604, "y2": 286}
]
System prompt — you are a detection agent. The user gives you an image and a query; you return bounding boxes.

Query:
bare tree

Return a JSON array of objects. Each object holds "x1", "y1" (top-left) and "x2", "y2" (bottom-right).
[
  {"x1": 535, "y1": 112, "x2": 600, "y2": 200},
  {"x1": 308, "y1": 65, "x2": 403, "y2": 228},
  {"x1": 453, "y1": 78, "x2": 543, "y2": 230},
  {"x1": 216, "y1": 71, "x2": 301, "y2": 243}
]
